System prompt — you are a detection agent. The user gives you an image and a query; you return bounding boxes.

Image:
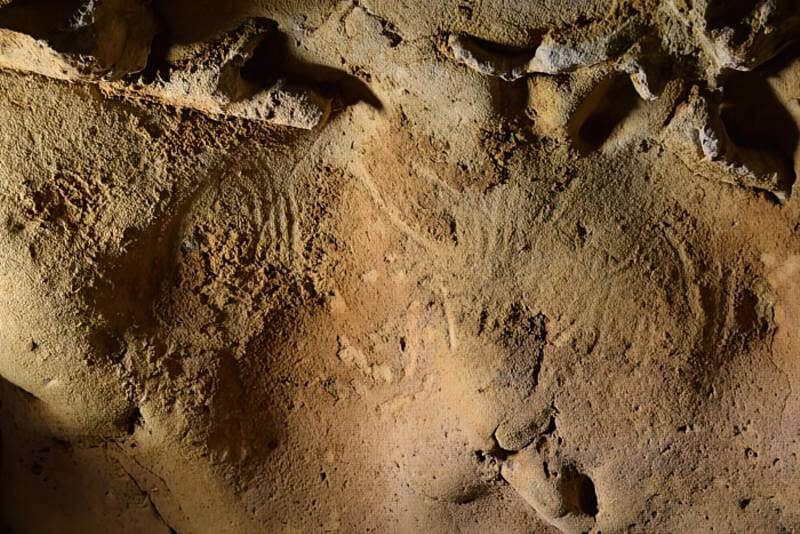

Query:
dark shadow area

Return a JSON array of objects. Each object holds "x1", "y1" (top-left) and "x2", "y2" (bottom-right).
[
  {"x1": 721, "y1": 70, "x2": 799, "y2": 194},
  {"x1": 136, "y1": 11, "x2": 382, "y2": 111},
  {"x1": 0, "y1": 394, "x2": 5, "y2": 534},
  {"x1": 449, "y1": 32, "x2": 544, "y2": 83},
  {"x1": 0, "y1": 0, "x2": 83, "y2": 37},
  {"x1": 489, "y1": 77, "x2": 530, "y2": 122},
  {"x1": 0, "y1": 0, "x2": 146, "y2": 66},
  {"x1": 704, "y1": 0, "x2": 758, "y2": 31},
  {"x1": 138, "y1": 22, "x2": 179, "y2": 84},
  {"x1": 561, "y1": 465, "x2": 599, "y2": 517},
  {"x1": 147, "y1": 1, "x2": 384, "y2": 110},
  {"x1": 753, "y1": 39, "x2": 800, "y2": 78},
  {"x1": 0, "y1": 377, "x2": 178, "y2": 532},
  {"x1": 152, "y1": 0, "x2": 256, "y2": 45},
  {"x1": 569, "y1": 75, "x2": 640, "y2": 154},
  {"x1": 455, "y1": 32, "x2": 544, "y2": 57},
  {"x1": 241, "y1": 29, "x2": 382, "y2": 110},
  {"x1": 0, "y1": 1, "x2": 382, "y2": 113}
]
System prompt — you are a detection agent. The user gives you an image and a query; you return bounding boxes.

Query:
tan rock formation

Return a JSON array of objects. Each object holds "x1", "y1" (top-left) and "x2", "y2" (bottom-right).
[{"x1": 1, "y1": 0, "x2": 799, "y2": 532}]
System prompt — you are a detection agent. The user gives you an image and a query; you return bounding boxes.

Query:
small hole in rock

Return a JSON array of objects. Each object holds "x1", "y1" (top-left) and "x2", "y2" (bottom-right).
[
  {"x1": 561, "y1": 466, "x2": 599, "y2": 517},
  {"x1": 570, "y1": 75, "x2": 640, "y2": 153}
]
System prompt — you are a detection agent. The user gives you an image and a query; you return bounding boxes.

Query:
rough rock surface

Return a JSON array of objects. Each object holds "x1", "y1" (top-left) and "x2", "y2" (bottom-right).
[{"x1": 1, "y1": 0, "x2": 799, "y2": 533}]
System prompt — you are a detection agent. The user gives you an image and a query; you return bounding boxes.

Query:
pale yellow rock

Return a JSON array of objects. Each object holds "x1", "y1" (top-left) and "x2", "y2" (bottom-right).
[{"x1": 1, "y1": 1, "x2": 799, "y2": 533}]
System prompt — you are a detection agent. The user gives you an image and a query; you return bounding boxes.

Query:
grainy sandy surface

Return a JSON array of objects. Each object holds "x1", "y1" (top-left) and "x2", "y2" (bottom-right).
[{"x1": 1, "y1": 1, "x2": 800, "y2": 532}]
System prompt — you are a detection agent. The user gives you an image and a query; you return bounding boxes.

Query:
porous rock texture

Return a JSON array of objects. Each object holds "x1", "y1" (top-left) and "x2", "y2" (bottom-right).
[{"x1": 1, "y1": 1, "x2": 800, "y2": 533}]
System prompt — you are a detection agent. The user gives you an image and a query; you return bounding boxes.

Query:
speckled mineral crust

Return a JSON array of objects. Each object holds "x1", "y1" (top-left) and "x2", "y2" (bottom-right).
[{"x1": 1, "y1": 1, "x2": 800, "y2": 533}]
